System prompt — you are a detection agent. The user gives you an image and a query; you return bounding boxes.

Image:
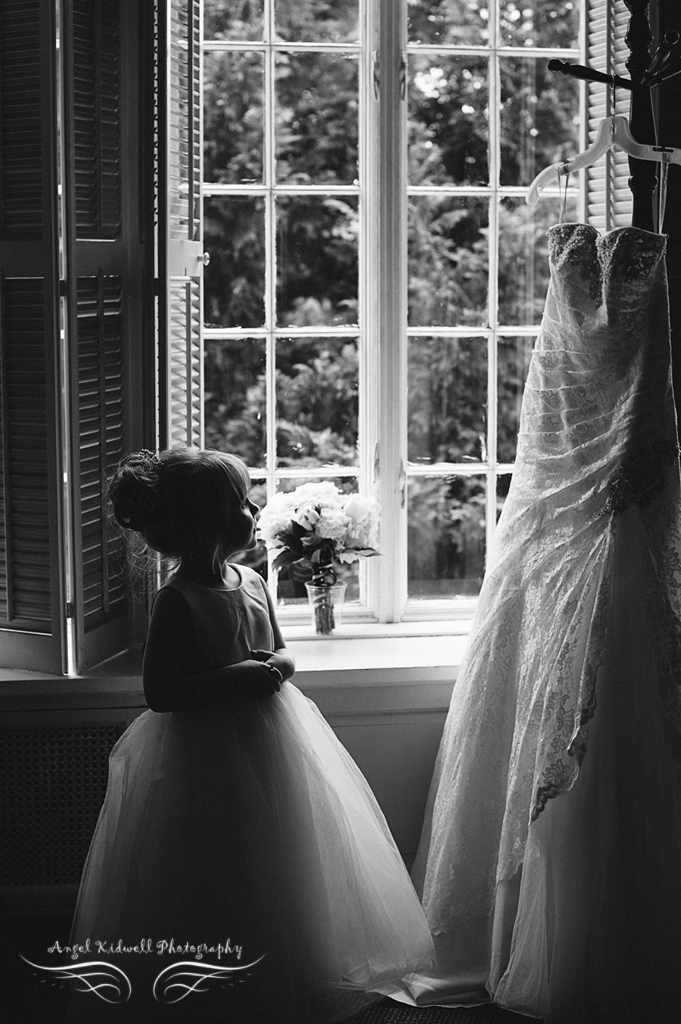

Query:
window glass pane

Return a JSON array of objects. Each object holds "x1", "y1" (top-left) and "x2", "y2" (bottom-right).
[
  {"x1": 204, "y1": 196, "x2": 266, "y2": 328},
  {"x1": 204, "y1": 0, "x2": 264, "y2": 41},
  {"x1": 498, "y1": 194, "x2": 578, "y2": 326},
  {"x1": 408, "y1": 336, "x2": 487, "y2": 464},
  {"x1": 408, "y1": 0, "x2": 490, "y2": 47},
  {"x1": 205, "y1": 338, "x2": 267, "y2": 468},
  {"x1": 277, "y1": 196, "x2": 359, "y2": 327},
  {"x1": 270, "y1": 476, "x2": 360, "y2": 603},
  {"x1": 408, "y1": 196, "x2": 489, "y2": 327},
  {"x1": 204, "y1": 52, "x2": 264, "y2": 185},
  {"x1": 276, "y1": 337, "x2": 359, "y2": 468},
  {"x1": 499, "y1": 1, "x2": 580, "y2": 49},
  {"x1": 497, "y1": 336, "x2": 535, "y2": 462},
  {"x1": 500, "y1": 56, "x2": 579, "y2": 187},
  {"x1": 276, "y1": 53, "x2": 359, "y2": 185},
  {"x1": 409, "y1": 54, "x2": 488, "y2": 187},
  {"x1": 275, "y1": 0, "x2": 359, "y2": 43},
  {"x1": 408, "y1": 474, "x2": 486, "y2": 598}
]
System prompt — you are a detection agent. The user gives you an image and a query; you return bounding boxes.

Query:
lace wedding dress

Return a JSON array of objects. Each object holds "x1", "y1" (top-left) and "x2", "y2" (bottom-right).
[{"x1": 403, "y1": 224, "x2": 681, "y2": 1023}]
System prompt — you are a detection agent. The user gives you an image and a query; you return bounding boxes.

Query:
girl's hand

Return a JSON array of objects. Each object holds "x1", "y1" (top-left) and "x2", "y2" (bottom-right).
[
  {"x1": 240, "y1": 658, "x2": 283, "y2": 698},
  {"x1": 250, "y1": 649, "x2": 293, "y2": 683}
]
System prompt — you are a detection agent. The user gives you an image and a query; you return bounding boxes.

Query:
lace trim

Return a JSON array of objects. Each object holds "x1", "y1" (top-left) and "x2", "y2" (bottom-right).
[
  {"x1": 530, "y1": 568, "x2": 612, "y2": 822},
  {"x1": 547, "y1": 225, "x2": 666, "y2": 306},
  {"x1": 602, "y1": 441, "x2": 680, "y2": 515},
  {"x1": 597, "y1": 229, "x2": 667, "y2": 284},
  {"x1": 548, "y1": 224, "x2": 601, "y2": 303}
]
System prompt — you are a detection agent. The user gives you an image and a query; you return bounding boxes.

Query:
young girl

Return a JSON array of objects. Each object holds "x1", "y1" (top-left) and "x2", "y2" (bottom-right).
[{"x1": 66, "y1": 447, "x2": 434, "y2": 1024}]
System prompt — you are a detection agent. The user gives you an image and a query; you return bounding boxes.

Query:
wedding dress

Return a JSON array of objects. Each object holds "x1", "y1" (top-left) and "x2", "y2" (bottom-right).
[{"x1": 403, "y1": 223, "x2": 681, "y2": 1023}]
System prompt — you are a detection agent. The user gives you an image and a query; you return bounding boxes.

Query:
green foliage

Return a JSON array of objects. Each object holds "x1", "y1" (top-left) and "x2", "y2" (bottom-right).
[{"x1": 203, "y1": 0, "x2": 581, "y2": 593}]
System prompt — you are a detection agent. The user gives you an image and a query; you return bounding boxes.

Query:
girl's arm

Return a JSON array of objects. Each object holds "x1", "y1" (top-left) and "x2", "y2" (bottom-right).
[
  {"x1": 250, "y1": 575, "x2": 296, "y2": 682},
  {"x1": 143, "y1": 587, "x2": 281, "y2": 712}
]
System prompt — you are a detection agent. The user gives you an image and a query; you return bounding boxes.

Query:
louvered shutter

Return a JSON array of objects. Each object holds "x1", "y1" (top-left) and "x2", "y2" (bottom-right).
[
  {"x1": 62, "y1": 0, "x2": 145, "y2": 672},
  {"x1": 586, "y1": 1, "x2": 640, "y2": 230},
  {"x1": 158, "y1": 0, "x2": 204, "y2": 451},
  {"x1": 0, "y1": 1, "x2": 65, "y2": 672}
]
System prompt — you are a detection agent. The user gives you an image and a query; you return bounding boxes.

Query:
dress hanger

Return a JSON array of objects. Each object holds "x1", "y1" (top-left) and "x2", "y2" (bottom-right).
[{"x1": 525, "y1": 115, "x2": 681, "y2": 207}]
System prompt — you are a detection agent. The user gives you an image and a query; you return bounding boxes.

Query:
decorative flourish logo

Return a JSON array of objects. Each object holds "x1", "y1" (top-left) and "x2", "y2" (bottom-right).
[
  {"x1": 152, "y1": 957, "x2": 266, "y2": 1004},
  {"x1": 20, "y1": 957, "x2": 132, "y2": 1004}
]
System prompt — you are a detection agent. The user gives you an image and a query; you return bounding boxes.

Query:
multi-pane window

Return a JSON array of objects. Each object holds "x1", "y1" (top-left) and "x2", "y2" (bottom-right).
[{"x1": 202, "y1": 0, "x2": 582, "y2": 622}]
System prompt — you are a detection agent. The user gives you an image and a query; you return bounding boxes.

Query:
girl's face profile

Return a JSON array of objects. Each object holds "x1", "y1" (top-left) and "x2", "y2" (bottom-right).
[{"x1": 223, "y1": 493, "x2": 260, "y2": 555}]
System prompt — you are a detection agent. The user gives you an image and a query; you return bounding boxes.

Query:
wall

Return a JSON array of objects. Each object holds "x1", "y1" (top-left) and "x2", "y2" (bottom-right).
[{"x1": 0, "y1": 634, "x2": 462, "y2": 915}]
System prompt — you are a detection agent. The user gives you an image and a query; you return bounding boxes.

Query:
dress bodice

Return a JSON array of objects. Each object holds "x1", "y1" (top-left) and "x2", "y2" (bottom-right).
[
  {"x1": 547, "y1": 222, "x2": 667, "y2": 326},
  {"x1": 515, "y1": 223, "x2": 675, "y2": 510},
  {"x1": 163, "y1": 566, "x2": 277, "y2": 669}
]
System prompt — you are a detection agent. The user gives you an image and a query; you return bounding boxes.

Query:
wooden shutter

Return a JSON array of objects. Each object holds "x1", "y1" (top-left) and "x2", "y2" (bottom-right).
[
  {"x1": 158, "y1": 0, "x2": 204, "y2": 451},
  {"x1": 0, "y1": 1, "x2": 65, "y2": 672},
  {"x1": 61, "y1": 0, "x2": 145, "y2": 672},
  {"x1": 585, "y1": 0, "x2": 636, "y2": 230}
]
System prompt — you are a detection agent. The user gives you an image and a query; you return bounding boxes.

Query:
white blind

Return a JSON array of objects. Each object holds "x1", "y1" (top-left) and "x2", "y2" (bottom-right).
[{"x1": 586, "y1": 0, "x2": 634, "y2": 231}]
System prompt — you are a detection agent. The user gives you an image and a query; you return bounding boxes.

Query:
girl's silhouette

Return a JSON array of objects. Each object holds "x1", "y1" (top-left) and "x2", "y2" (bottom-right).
[{"x1": 66, "y1": 447, "x2": 434, "y2": 1023}]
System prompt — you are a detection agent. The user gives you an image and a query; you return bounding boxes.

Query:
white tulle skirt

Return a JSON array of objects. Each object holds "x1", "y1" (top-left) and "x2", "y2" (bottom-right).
[{"x1": 66, "y1": 683, "x2": 434, "y2": 1023}]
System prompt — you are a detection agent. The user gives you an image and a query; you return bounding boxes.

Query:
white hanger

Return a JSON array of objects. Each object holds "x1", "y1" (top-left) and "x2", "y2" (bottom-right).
[{"x1": 526, "y1": 115, "x2": 681, "y2": 206}]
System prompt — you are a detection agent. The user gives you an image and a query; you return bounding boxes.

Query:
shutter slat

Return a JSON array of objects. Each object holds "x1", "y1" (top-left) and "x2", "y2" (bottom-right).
[
  {"x1": 159, "y1": 0, "x2": 204, "y2": 451},
  {"x1": 75, "y1": 274, "x2": 126, "y2": 632},
  {"x1": 0, "y1": 276, "x2": 52, "y2": 628},
  {"x1": 585, "y1": 0, "x2": 632, "y2": 232},
  {"x1": 0, "y1": 1, "x2": 43, "y2": 237},
  {"x1": 71, "y1": 0, "x2": 122, "y2": 240}
]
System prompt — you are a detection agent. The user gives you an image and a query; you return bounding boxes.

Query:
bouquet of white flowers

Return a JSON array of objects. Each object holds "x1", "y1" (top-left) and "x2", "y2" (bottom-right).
[{"x1": 258, "y1": 481, "x2": 380, "y2": 587}]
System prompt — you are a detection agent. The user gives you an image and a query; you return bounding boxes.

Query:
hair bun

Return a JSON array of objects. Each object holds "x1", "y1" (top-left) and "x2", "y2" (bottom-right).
[{"x1": 108, "y1": 451, "x2": 162, "y2": 532}]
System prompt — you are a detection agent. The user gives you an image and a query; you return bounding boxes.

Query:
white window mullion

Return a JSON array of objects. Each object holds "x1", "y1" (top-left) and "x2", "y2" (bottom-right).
[
  {"x1": 264, "y1": 0, "x2": 278, "y2": 591},
  {"x1": 374, "y1": 0, "x2": 408, "y2": 623},
  {"x1": 358, "y1": 0, "x2": 377, "y2": 614},
  {"x1": 486, "y1": 36, "x2": 501, "y2": 556},
  {"x1": 579, "y1": 0, "x2": 589, "y2": 225},
  {"x1": 264, "y1": 0, "x2": 276, "y2": 500}
]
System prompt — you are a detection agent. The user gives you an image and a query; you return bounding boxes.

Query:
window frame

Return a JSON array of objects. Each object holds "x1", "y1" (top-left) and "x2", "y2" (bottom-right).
[
  {"x1": 0, "y1": 0, "x2": 640, "y2": 675},
  {"x1": 201, "y1": 0, "x2": 587, "y2": 628}
]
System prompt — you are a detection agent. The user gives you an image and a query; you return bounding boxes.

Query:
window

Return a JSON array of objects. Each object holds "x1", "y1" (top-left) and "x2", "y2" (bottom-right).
[
  {"x1": 0, "y1": 0, "x2": 636, "y2": 674},
  {"x1": 201, "y1": 0, "x2": 589, "y2": 623}
]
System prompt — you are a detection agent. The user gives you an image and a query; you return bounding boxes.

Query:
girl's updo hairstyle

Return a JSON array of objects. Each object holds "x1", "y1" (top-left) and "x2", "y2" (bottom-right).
[{"x1": 108, "y1": 447, "x2": 250, "y2": 563}]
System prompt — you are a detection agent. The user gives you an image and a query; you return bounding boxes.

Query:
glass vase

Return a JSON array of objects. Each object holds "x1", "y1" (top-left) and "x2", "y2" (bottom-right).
[{"x1": 305, "y1": 582, "x2": 347, "y2": 635}]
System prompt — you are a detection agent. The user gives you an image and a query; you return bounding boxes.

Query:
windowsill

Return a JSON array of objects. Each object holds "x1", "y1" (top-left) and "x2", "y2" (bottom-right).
[{"x1": 0, "y1": 622, "x2": 470, "y2": 711}]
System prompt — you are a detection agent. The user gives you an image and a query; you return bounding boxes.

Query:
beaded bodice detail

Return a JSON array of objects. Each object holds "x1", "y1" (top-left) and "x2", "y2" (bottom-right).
[
  {"x1": 413, "y1": 223, "x2": 681, "y2": 935},
  {"x1": 548, "y1": 222, "x2": 667, "y2": 312}
]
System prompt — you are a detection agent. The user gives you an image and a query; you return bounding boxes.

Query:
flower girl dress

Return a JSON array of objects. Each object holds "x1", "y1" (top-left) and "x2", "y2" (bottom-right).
[
  {"x1": 403, "y1": 223, "x2": 681, "y2": 1023},
  {"x1": 66, "y1": 567, "x2": 434, "y2": 1023}
]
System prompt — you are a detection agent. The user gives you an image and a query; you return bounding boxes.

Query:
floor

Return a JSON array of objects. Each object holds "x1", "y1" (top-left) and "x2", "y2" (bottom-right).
[{"x1": 0, "y1": 913, "x2": 73, "y2": 1023}]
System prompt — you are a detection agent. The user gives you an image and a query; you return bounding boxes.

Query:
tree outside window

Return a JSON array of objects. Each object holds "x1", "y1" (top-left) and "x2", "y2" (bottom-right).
[{"x1": 202, "y1": 0, "x2": 581, "y2": 619}]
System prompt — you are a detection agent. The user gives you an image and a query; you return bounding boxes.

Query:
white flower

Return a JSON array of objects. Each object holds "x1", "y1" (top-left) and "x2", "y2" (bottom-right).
[
  {"x1": 292, "y1": 501, "x2": 321, "y2": 530},
  {"x1": 337, "y1": 550, "x2": 361, "y2": 564},
  {"x1": 343, "y1": 496, "x2": 380, "y2": 549},
  {"x1": 258, "y1": 482, "x2": 381, "y2": 562},
  {"x1": 343, "y1": 494, "x2": 371, "y2": 523},
  {"x1": 294, "y1": 481, "x2": 344, "y2": 507},
  {"x1": 316, "y1": 507, "x2": 350, "y2": 540}
]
